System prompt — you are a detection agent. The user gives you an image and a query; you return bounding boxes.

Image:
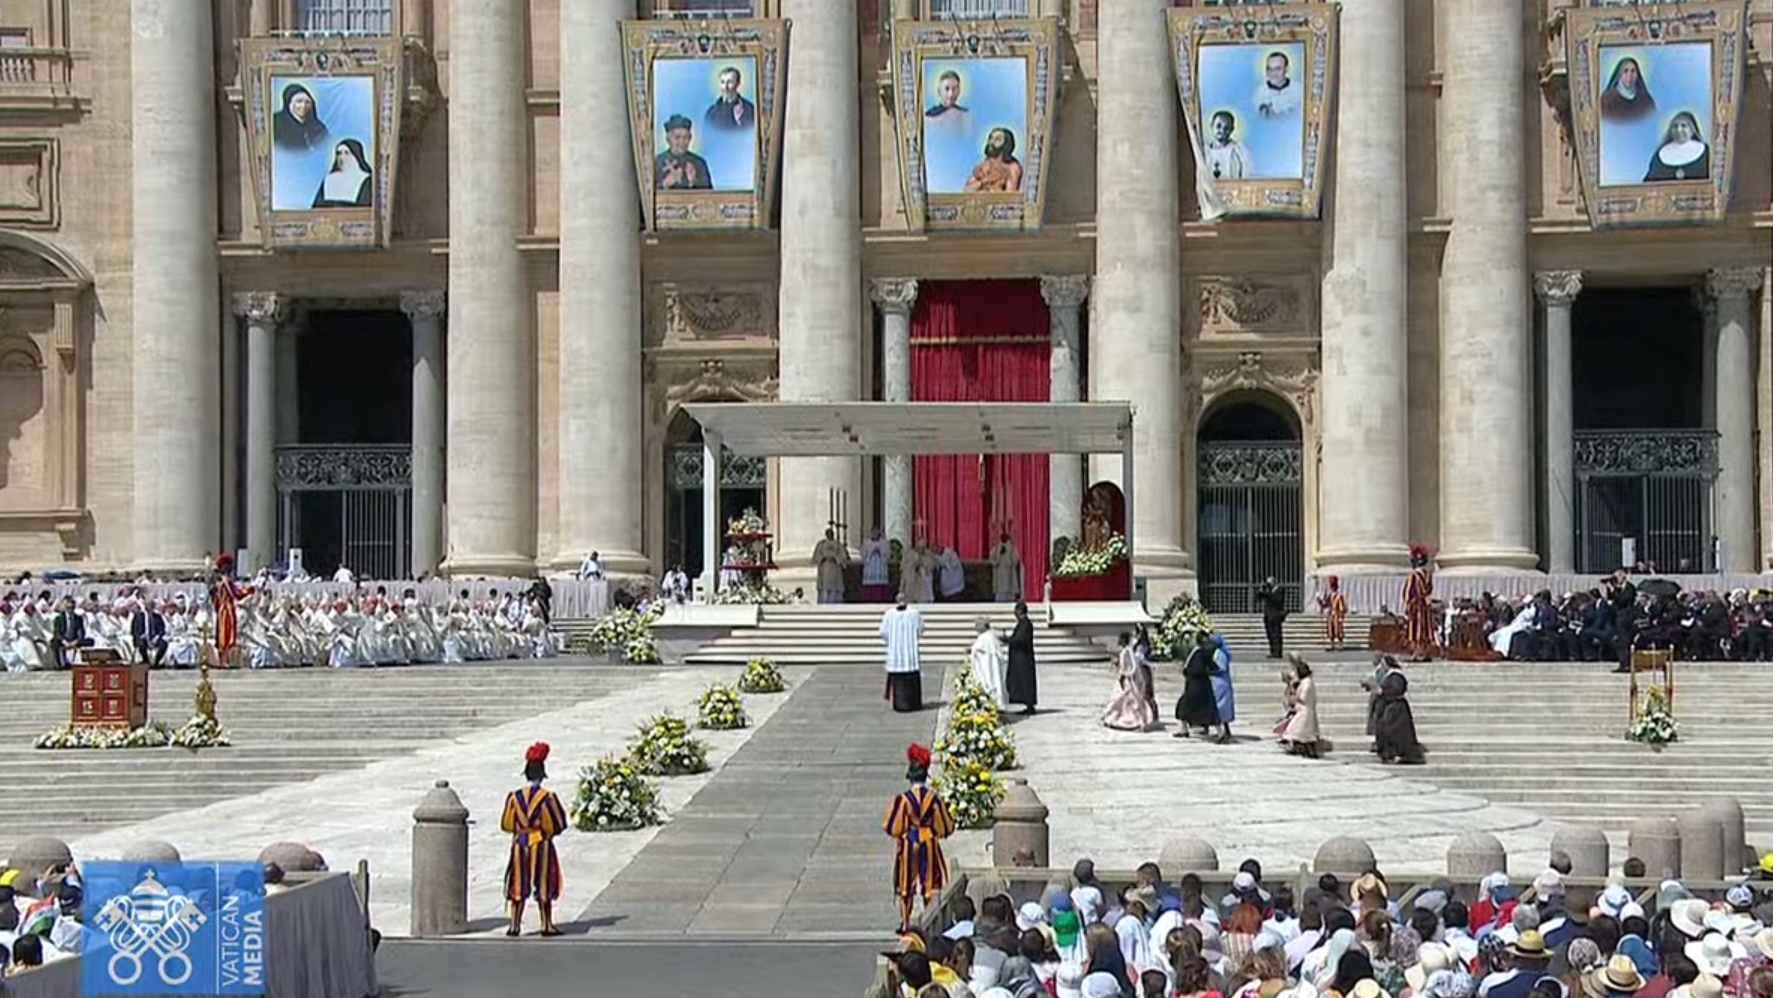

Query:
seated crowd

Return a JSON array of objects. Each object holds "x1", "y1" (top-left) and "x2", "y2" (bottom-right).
[{"x1": 883, "y1": 852, "x2": 1773, "y2": 998}]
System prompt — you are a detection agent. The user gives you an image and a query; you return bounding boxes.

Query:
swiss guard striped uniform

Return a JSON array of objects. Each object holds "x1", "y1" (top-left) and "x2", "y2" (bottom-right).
[
  {"x1": 882, "y1": 749, "x2": 955, "y2": 932},
  {"x1": 501, "y1": 782, "x2": 568, "y2": 903}
]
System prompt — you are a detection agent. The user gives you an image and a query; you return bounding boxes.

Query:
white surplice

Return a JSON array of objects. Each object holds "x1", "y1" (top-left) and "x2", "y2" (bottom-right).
[{"x1": 879, "y1": 605, "x2": 924, "y2": 675}]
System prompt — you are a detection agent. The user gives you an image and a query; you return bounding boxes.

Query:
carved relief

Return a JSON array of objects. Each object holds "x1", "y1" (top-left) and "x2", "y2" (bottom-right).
[
  {"x1": 659, "y1": 285, "x2": 773, "y2": 344},
  {"x1": 0, "y1": 139, "x2": 55, "y2": 228},
  {"x1": 658, "y1": 357, "x2": 781, "y2": 415},
  {"x1": 1197, "y1": 277, "x2": 1310, "y2": 334},
  {"x1": 1196, "y1": 350, "x2": 1320, "y2": 425}
]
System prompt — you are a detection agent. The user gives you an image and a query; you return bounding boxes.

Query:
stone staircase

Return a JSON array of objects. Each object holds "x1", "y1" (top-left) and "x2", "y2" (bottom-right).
[
  {"x1": 0, "y1": 665, "x2": 637, "y2": 860},
  {"x1": 1295, "y1": 659, "x2": 1773, "y2": 844},
  {"x1": 1199, "y1": 612, "x2": 1372, "y2": 654}
]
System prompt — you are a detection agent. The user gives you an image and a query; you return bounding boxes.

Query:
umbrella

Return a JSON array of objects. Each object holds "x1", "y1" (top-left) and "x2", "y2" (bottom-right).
[{"x1": 1639, "y1": 578, "x2": 1681, "y2": 598}]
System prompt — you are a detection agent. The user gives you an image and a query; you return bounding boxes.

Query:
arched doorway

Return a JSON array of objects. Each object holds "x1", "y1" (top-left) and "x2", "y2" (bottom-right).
[
  {"x1": 1196, "y1": 391, "x2": 1304, "y2": 614},
  {"x1": 663, "y1": 405, "x2": 766, "y2": 579}
]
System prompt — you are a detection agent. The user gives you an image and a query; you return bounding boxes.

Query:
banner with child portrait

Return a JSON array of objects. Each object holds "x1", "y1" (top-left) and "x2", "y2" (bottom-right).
[
  {"x1": 1167, "y1": 4, "x2": 1339, "y2": 221},
  {"x1": 1563, "y1": 2, "x2": 1748, "y2": 229},
  {"x1": 621, "y1": 20, "x2": 789, "y2": 231}
]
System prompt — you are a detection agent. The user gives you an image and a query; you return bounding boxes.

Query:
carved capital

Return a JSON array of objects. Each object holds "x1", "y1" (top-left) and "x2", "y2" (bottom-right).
[
  {"x1": 1706, "y1": 267, "x2": 1763, "y2": 303},
  {"x1": 399, "y1": 290, "x2": 447, "y2": 322},
  {"x1": 1533, "y1": 270, "x2": 1583, "y2": 308},
  {"x1": 231, "y1": 292, "x2": 285, "y2": 326},
  {"x1": 869, "y1": 278, "x2": 920, "y2": 315},
  {"x1": 1039, "y1": 274, "x2": 1090, "y2": 309}
]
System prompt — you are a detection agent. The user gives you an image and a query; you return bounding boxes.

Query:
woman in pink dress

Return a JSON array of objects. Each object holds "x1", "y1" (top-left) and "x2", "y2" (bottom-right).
[{"x1": 1102, "y1": 630, "x2": 1161, "y2": 731}]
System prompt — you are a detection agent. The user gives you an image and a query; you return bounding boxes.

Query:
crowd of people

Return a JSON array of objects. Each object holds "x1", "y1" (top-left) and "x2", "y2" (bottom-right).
[{"x1": 880, "y1": 852, "x2": 1773, "y2": 998}]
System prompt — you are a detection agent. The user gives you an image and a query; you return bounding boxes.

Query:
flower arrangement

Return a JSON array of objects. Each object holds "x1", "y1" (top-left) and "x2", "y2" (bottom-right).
[
  {"x1": 933, "y1": 757, "x2": 1007, "y2": 830},
  {"x1": 737, "y1": 656, "x2": 788, "y2": 694},
  {"x1": 696, "y1": 684, "x2": 749, "y2": 731},
  {"x1": 586, "y1": 604, "x2": 661, "y2": 663},
  {"x1": 626, "y1": 712, "x2": 711, "y2": 776},
  {"x1": 570, "y1": 754, "x2": 664, "y2": 831},
  {"x1": 937, "y1": 670, "x2": 1019, "y2": 772},
  {"x1": 1155, "y1": 594, "x2": 1215, "y2": 660},
  {"x1": 1052, "y1": 531, "x2": 1130, "y2": 579},
  {"x1": 1628, "y1": 684, "x2": 1678, "y2": 748},
  {"x1": 727, "y1": 509, "x2": 769, "y2": 535},
  {"x1": 168, "y1": 714, "x2": 231, "y2": 749},
  {"x1": 708, "y1": 583, "x2": 793, "y2": 606},
  {"x1": 35, "y1": 722, "x2": 174, "y2": 750}
]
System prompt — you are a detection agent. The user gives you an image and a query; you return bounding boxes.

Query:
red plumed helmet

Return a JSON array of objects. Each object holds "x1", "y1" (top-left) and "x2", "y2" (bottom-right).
[
  {"x1": 214, "y1": 553, "x2": 235, "y2": 569},
  {"x1": 906, "y1": 743, "x2": 931, "y2": 769},
  {"x1": 1409, "y1": 544, "x2": 1430, "y2": 560},
  {"x1": 525, "y1": 742, "x2": 550, "y2": 765}
]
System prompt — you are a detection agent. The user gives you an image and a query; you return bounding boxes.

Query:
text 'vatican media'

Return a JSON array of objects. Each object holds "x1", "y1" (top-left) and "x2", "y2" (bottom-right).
[{"x1": 217, "y1": 891, "x2": 266, "y2": 991}]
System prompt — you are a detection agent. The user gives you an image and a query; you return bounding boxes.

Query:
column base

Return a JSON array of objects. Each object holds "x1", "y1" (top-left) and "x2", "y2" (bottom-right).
[
  {"x1": 1435, "y1": 548, "x2": 1542, "y2": 573},
  {"x1": 1314, "y1": 544, "x2": 1412, "y2": 574},
  {"x1": 439, "y1": 554, "x2": 538, "y2": 579}
]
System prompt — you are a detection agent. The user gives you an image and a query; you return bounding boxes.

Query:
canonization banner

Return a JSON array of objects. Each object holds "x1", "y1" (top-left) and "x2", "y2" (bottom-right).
[{"x1": 81, "y1": 861, "x2": 266, "y2": 996}]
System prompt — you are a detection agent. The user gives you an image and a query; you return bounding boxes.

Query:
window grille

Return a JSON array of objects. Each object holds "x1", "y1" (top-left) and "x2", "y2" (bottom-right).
[
  {"x1": 653, "y1": 0, "x2": 757, "y2": 18},
  {"x1": 292, "y1": 0, "x2": 394, "y2": 37},
  {"x1": 929, "y1": 0, "x2": 1030, "y2": 20}
]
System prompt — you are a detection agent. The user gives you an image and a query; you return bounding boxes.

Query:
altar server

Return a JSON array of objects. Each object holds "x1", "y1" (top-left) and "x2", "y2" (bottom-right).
[{"x1": 880, "y1": 594, "x2": 926, "y2": 712}]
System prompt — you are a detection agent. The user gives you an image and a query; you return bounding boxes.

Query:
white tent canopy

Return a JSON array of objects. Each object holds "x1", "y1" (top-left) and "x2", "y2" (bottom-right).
[{"x1": 683, "y1": 402, "x2": 1136, "y2": 593}]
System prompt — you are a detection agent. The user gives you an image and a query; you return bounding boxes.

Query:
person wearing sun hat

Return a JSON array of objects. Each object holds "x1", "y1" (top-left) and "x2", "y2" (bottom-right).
[
  {"x1": 883, "y1": 743, "x2": 956, "y2": 935},
  {"x1": 1582, "y1": 954, "x2": 1647, "y2": 998},
  {"x1": 1686, "y1": 932, "x2": 1745, "y2": 980},
  {"x1": 500, "y1": 741, "x2": 568, "y2": 937}
]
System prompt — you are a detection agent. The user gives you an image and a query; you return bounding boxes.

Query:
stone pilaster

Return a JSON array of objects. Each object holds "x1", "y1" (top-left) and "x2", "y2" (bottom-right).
[
  {"x1": 1693, "y1": 285, "x2": 1719, "y2": 430},
  {"x1": 1092, "y1": 0, "x2": 1188, "y2": 591},
  {"x1": 1710, "y1": 266, "x2": 1763, "y2": 572},
  {"x1": 872, "y1": 278, "x2": 918, "y2": 547},
  {"x1": 1041, "y1": 274, "x2": 1089, "y2": 546},
  {"x1": 131, "y1": 0, "x2": 221, "y2": 572},
  {"x1": 1316, "y1": 0, "x2": 1410, "y2": 573},
  {"x1": 556, "y1": 0, "x2": 648, "y2": 578},
  {"x1": 401, "y1": 291, "x2": 446, "y2": 578},
  {"x1": 234, "y1": 293, "x2": 284, "y2": 573},
  {"x1": 443, "y1": 0, "x2": 534, "y2": 576},
  {"x1": 776, "y1": 0, "x2": 862, "y2": 572},
  {"x1": 1535, "y1": 271, "x2": 1582, "y2": 573}
]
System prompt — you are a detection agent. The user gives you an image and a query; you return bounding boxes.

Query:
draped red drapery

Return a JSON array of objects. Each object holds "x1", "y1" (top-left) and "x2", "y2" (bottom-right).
[{"x1": 910, "y1": 280, "x2": 1050, "y2": 601}]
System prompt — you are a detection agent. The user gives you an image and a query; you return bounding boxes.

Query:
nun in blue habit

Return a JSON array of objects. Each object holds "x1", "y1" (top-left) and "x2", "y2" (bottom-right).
[{"x1": 1211, "y1": 633, "x2": 1236, "y2": 742}]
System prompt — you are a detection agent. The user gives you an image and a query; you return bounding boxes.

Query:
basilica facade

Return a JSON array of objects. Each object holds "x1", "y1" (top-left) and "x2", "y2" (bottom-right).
[{"x1": 0, "y1": 0, "x2": 1768, "y2": 612}]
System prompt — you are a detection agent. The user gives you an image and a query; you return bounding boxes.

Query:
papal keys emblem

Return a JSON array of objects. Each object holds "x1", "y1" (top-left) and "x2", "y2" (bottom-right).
[{"x1": 92, "y1": 869, "x2": 209, "y2": 986}]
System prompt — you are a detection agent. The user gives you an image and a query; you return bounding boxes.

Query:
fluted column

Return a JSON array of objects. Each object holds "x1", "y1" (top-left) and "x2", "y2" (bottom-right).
[
  {"x1": 401, "y1": 291, "x2": 446, "y2": 578},
  {"x1": 1316, "y1": 0, "x2": 1410, "y2": 573},
  {"x1": 235, "y1": 293, "x2": 284, "y2": 572},
  {"x1": 557, "y1": 0, "x2": 648, "y2": 577},
  {"x1": 1042, "y1": 275, "x2": 1088, "y2": 546},
  {"x1": 777, "y1": 0, "x2": 862, "y2": 572},
  {"x1": 131, "y1": 0, "x2": 221, "y2": 571},
  {"x1": 1092, "y1": 0, "x2": 1187, "y2": 588},
  {"x1": 1536, "y1": 271, "x2": 1581, "y2": 573},
  {"x1": 1711, "y1": 267, "x2": 1762, "y2": 572},
  {"x1": 443, "y1": 0, "x2": 534, "y2": 576},
  {"x1": 872, "y1": 278, "x2": 918, "y2": 546}
]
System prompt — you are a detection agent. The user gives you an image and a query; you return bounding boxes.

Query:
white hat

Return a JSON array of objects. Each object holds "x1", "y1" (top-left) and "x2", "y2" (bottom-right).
[
  {"x1": 1017, "y1": 902, "x2": 1047, "y2": 932},
  {"x1": 1671, "y1": 898, "x2": 1711, "y2": 939},
  {"x1": 1596, "y1": 884, "x2": 1631, "y2": 917},
  {"x1": 1081, "y1": 972, "x2": 1125, "y2": 998},
  {"x1": 1683, "y1": 932, "x2": 1745, "y2": 977},
  {"x1": 1234, "y1": 871, "x2": 1259, "y2": 893},
  {"x1": 1532, "y1": 869, "x2": 1565, "y2": 899},
  {"x1": 1407, "y1": 942, "x2": 1455, "y2": 993},
  {"x1": 1619, "y1": 901, "x2": 1646, "y2": 921}
]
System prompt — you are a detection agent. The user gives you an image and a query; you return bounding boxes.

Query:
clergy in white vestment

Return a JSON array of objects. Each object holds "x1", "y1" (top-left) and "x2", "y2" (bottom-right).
[
  {"x1": 813, "y1": 528, "x2": 849, "y2": 604},
  {"x1": 968, "y1": 618, "x2": 1008, "y2": 707},
  {"x1": 988, "y1": 533, "x2": 1022, "y2": 603},
  {"x1": 661, "y1": 567, "x2": 690, "y2": 604},
  {"x1": 936, "y1": 546, "x2": 965, "y2": 601},
  {"x1": 860, "y1": 528, "x2": 893, "y2": 602},
  {"x1": 578, "y1": 550, "x2": 604, "y2": 580},
  {"x1": 879, "y1": 595, "x2": 925, "y2": 713}
]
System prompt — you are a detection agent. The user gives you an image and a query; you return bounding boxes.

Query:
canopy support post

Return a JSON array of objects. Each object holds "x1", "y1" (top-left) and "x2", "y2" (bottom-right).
[
  {"x1": 701, "y1": 429, "x2": 723, "y2": 599},
  {"x1": 1121, "y1": 421, "x2": 1136, "y2": 586}
]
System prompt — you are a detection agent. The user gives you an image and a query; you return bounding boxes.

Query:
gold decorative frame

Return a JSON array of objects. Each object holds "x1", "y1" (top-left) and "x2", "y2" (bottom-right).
[
  {"x1": 1167, "y1": 3, "x2": 1339, "y2": 220},
  {"x1": 239, "y1": 37, "x2": 405, "y2": 250},
  {"x1": 621, "y1": 19, "x2": 790, "y2": 231},
  {"x1": 888, "y1": 18, "x2": 1063, "y2": 233},
  {"x1": 1563, "y1": 2, "x2": 1747, "y2": 230}
]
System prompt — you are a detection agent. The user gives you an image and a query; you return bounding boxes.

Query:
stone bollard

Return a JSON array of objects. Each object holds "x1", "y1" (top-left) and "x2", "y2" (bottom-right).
[
  {"x1": 1627, "y1": 816, "x2": 1681, "y2": 880},
  {"x1": 1703, "y1": 799, "x2": 1746, "y2": 875},
  {"x1": 1447, "y1": 832, "x2": 1507, "y2": 880},
  {"x1": 1550, "y1": 825, "x2": 1611, "y2": 879},
  {"x1": 6, "y1": 837, "x2": 73, "y2": 898},
  {"x1": 411, "y1": 780, "x2": 471, "y2": 937},
  {"x1": 1159, "y1": 838, "x2": 1220, "y2": 875},
  {"x1": 120, "y1": 840, "x2": 183, "y2": 866},
  {"x1": 1314, "y1": 836, "x2": 1376, "y2": 875},
  {"x1": 993, "y1": 780, "x2": 1050, "y2": 870},
  {"x1": 1677, "y1": 809, "x2": 1724, "y2": 882}
]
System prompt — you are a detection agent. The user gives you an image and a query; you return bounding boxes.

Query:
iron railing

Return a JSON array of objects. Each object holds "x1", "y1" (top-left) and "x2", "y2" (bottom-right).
[
  {"x1": 1197, "y1": 441, "x2": 1305, "y2": 615},
  {"x1": 1574, "y1": 429, "x2": 1717, "y2": 574}
]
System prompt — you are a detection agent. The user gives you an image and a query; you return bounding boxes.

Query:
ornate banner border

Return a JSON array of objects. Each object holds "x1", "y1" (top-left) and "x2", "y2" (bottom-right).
[
  {"x1": 888, "y1": 18, "x2": 1063, "y2": 233},
  {"x1": 621, "y1": 19, "x2": 790, "y2": 231},
  {"x1": 1166, "y1": 3, "x2": 1339, "y2": 220},
  {"x1": 1564, "y1": 1, "x2": 1747, "y2": 230},
  {"x1": 240, "y1": 38, "x2": 405, "y2": 250}
]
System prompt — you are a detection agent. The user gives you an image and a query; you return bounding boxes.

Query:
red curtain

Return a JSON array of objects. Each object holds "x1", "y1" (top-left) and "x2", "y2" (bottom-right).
[{"x1": 910, "y1": 280, "x2": 1050, "y2": 601}]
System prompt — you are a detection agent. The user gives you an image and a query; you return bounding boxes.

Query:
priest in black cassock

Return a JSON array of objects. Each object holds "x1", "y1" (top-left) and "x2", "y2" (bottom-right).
[{"x1": 1004, "y1": 601, "x2": 1038, "y2": 714}]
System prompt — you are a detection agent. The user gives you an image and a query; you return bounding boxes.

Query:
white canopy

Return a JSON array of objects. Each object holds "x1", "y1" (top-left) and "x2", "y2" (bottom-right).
[{"x1": 681, "y1": 401, "x2": 1134, "y2": 456}]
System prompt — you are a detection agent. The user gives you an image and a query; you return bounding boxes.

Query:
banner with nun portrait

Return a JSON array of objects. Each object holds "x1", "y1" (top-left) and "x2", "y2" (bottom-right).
[
  {"x1": 1167, "y1": 4, "x2": 1339, "y2": 221},
  {"x1": 1563, "y1": 1, "x2": 1748, "y2": 229},
  {"x1": 240, "y1": 38, "x2": 405, "y2": 250},
  {"x1": 888, "y1": 18, "x2": 1063, "y2": 233},
  {"x1": 620, "y1": 20, "x2": 789, "y2": 231}
]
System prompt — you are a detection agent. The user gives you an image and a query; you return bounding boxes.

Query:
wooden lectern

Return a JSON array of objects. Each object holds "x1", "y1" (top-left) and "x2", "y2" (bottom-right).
[
  {"x1": 70, "y1": 651, "x2": 148, "y2": 729},
  {"x1": 1628, "y1": 646, "x2": 1674, "y2": 720}
]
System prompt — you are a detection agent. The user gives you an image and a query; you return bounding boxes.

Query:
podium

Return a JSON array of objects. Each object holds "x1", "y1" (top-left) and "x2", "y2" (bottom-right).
[{"x1": 70, "y1": 655, "x2": 148, "y2": 729}]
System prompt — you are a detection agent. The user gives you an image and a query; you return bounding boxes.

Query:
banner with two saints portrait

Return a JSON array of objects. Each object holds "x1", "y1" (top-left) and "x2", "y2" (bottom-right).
[
  {"x1": 1562, "y1": 1, "x2": 1749, "y2": 229},
  {"x1": 1167, "y1": 4, "x2": 1340, "y2": 221}
]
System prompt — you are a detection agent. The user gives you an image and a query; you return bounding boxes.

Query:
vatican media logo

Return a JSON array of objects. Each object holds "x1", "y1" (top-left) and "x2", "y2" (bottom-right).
[{"x1": 81, "y1": 861, "x2": 266, "y2": 996}]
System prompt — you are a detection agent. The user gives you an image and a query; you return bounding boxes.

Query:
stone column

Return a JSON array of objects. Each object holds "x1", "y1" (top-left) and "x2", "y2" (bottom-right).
[
  {"x1": 402, "y1": 292, "x2": 446, "y2": 578},
  {"x1": 1092, "y1": 0, "x2": 1188, "y2": 590},
  {"x1": 1694, "y1": 287, "x2": 1719, "y2": 429},
  {"x1": 1316, "y1": 0, "x2": 1411, "y2": 573},
  {"x1": 443, "y1": 0, "x2": 534, "y2": 576},
  {"x1": 1438, "y1": 0, "x2": 1536, "y2": 572},
  {"x1": 131, "y1": 0, "x2": 221, "y2": 572},
  {"x1": 1042, "y1": 275, "x2": 1088, "y2": 546},
  {"x1": 556, "y1": 0, "x2": 648, "y2": 578},
  {"x1": 872, "y1": 278, "x2": 918, "y2": 546},
  {"x1": 1710, "y1": 267, "x2": 1762, "y2": 572},
  {"x1": 235, "y1": 293, "x2": 283, "y2": 573},
  {"x1": 776, "y1": 0, "x2": 862, "y2": 573},
  {"x1": 1536, "y1": 271, "x2": 1582, "y2": 574},
  {"x1": 275, "y1": 316, "x2": 300, "y2": 444}
]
